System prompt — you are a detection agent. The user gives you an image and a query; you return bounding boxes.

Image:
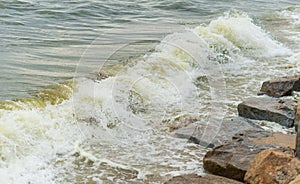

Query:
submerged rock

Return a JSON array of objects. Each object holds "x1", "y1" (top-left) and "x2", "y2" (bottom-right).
[
  {"x1": 165, "y1": 174, "x2": 243, "y2": 184},
  {"x1": 163, "y1": 114, "x2": 199, "y2": 132},
  {"x1": 203, "y1": 130, "x2": 292, "y2": 182},
  {"x1": 258, "y1": 75, "x2": 300, "y2": 97},
  {"x1": 97, "y1": 70, "x2": 114, "y2": 80},
  {"x1": 173, "y1": 117, "x2": 263, "y2": 148},
  {"x1": 244, "y1": 149, "x2": 300, "y2": 184},
  {"x1": 237, "y1": 97, "x2": 297, "y2": 127}
]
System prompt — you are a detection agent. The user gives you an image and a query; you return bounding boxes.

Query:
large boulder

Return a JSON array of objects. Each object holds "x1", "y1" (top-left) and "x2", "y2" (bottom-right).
[
  {"x1": 165, "y1": 174, "x2": 243, "y2": 184},
  {"x1": 258, "y1": 75, "x2": 300, "y2": 97},
  {"x1": 173, "y1": 117, "x2": 263, "y2": 148},
  {"x1": 244, "y1": 149, "x2": 300, "y2": 184},
  {"x1": 238, "y1": 97, "x2": 297, "y2": 127},
  {"x1": 203, "y1": 130, "x2": 292, "y2": 182}
]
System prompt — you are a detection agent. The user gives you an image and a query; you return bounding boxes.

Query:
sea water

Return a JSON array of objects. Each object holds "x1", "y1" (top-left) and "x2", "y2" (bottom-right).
[{"x1": 0, "y1": 1, "x2": 300, "y2": 183}]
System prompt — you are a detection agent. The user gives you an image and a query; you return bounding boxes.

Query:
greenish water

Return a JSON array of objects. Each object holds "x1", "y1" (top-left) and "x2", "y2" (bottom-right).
[{"x1": 0, "y1": 1, "x2": 300, "y2": 183}]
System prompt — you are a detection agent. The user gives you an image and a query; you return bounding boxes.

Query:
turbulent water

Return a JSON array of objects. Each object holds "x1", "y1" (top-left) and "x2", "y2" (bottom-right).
[{"x1": 1, "y1": 0, "x2": 300, "y2": 183}]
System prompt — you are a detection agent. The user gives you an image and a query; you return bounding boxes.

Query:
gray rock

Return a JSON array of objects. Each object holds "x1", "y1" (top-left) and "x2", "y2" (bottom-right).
[
  {"x1": 203, "y1": 130, "x2": 292, "y2": 182},
  {"x1": 173, "y1": 117, "x2": 263, "y2": 148},
  {"x1": 237, "y1": 97, "x2": 297, "y2": 127},
  {"x1": 165, "y1": 174, "x2": 243, "y2": 184},
  {"x1": 258, "y1": 75, "x2": 300, "y2": 97}
]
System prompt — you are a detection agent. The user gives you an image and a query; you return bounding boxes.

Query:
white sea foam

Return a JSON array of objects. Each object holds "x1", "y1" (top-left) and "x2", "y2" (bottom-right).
[
  {"x1": 280, "y1": 6, "x2": 300, "y2": 26},
  {"x1": 196, "y1": 10, "x2": 292, "y2": 57},
  {"x1": 0, "y1": 101, "x2": 79, "y2": 183}
]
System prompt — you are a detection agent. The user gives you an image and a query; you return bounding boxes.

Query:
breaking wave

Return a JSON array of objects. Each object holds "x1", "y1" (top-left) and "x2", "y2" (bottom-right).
[{"x1": 0, "y1": 10, "x2": 295, "y2": 183}]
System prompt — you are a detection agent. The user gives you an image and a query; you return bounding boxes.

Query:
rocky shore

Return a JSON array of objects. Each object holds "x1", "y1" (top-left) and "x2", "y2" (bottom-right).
[{"x1": 166, "y1": 75, "x2": 300, "y2": 184}]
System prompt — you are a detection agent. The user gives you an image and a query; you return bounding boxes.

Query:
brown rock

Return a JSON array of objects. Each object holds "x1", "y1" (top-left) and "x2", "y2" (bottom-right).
[
  {"x1": 164, "y1": 174, "x2": 243, "y2": 184},
  {"x1": 244, "y1": 149, "x2": 300, "y2": 184},
  {"x1": 203, "y1": 130, "x2": 289, "y2": 182},
  {"x1": 250, "y1": 133, "x2": 296, "y2": 149},
  {"x1": 237, "y1": 97, "x2": 297, "y2": 127},
  {"x1": 289, "y1": 175, "x2": 300, "y2": 184},
  {"x1": 259, "y1": 75, "x2": 300, "y2": 97}
]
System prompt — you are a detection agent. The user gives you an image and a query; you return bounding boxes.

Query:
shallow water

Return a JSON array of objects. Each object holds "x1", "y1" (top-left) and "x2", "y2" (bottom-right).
[{"x1": 0, "y1": 1, "x2": 300, "y2": 183}]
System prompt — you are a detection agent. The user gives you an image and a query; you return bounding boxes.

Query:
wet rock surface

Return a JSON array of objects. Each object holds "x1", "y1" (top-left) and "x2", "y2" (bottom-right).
[
  {"x1": 244, "y1": 149, "x2": 300, "y2": 184},
  {"x1": 173, "y1": 117, "x2": 263, "y2": 148},
  {"x1": 165, "y1": 174, "x2": 243, "y2": 184},
  {"x1": 163, "y1": 114, "x2": 199, "y2": 132},
  {"x1": 203, "y1": 130, "x2": 293, "y2": 182},
  {"x1": 259, "y1": 75, "x2": 300, "y2": 97},
  {"x1": 200, "y1": 75, "x2": 300, "y2": 183},
  {"x1": 238, "y1": 97, "x2": 297, "y2": 127}
]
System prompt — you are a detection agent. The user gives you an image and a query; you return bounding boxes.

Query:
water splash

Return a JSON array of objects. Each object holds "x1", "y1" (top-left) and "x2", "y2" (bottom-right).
[
  {"x1": 196, "y1": 9, "x2": 292, "y2": 58},
  {"x1": 0, "y1": 10, "x2": 297, "y2": 183}
]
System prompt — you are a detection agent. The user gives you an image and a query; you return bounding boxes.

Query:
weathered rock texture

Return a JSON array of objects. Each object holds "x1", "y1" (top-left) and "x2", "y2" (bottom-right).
[
  {"x1": 250, "y1": 133, "x2": 295, "y2": 149},
  {"x1": 244, "y1": 149, "x2": 300, "y2": 184},
  {"x1": 259, "y1": 75, "x2": 300, "y2": 97},
  {"x1": 238, "y1": 97, "x2": 297, "y2": 127},
  {"x1": 165, "y1": 174, "x2": 243, "y2": 184},
  {"x1": 203, "y1": 130, "x2": 292, "y2": 182},
  {"x1": 289, "y1": 175, "x2": 300, "y2": 184},
  {"x1": 173, "y1": 117, "x2": 263, "y2": 148}
]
